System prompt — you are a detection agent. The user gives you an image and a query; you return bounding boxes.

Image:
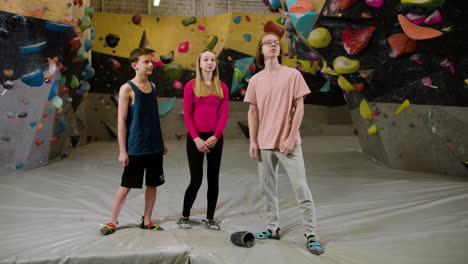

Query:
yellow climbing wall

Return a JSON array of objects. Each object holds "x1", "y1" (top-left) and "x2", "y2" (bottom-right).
[{"x1": 91, "y1": 11, "x2": 319, "y2": 73}]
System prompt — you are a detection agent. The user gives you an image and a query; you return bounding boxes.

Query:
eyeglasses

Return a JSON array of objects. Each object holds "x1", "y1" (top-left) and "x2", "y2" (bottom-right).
[{"x1": 262, "y1": 40, "x2": 280, "y2": 47}]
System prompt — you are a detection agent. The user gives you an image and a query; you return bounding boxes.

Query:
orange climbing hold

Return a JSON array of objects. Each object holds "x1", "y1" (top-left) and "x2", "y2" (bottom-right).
[{"x1": 397, "y1": 14, "x2": 442, "y2": 40}]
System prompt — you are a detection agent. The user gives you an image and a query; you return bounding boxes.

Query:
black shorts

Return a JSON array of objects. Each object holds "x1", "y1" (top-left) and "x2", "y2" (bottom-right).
[{"x1": 121, "y1": 153, "x2": 165, "y2": 188}]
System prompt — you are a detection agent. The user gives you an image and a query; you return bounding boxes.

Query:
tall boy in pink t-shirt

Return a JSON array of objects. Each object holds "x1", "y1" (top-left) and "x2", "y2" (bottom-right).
[{"x1": 244, "y1": 32, "x2": 324, "y2": 256}]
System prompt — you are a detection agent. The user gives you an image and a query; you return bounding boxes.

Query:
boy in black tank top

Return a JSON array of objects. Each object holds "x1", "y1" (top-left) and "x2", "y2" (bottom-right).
[{"x1": 100, "y1": 48, "x2": 168, "y2": 235}]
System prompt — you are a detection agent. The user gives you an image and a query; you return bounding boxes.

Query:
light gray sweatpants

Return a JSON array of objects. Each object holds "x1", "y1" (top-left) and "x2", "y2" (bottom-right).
[{"x1": 258, "y1": 145, "x2": 318, "y2": 236}]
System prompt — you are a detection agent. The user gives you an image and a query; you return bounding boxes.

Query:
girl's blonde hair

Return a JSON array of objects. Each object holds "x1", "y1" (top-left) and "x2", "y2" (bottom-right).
[{"x1": 194, "y1": 50, "x2": 224, "y2": 98}]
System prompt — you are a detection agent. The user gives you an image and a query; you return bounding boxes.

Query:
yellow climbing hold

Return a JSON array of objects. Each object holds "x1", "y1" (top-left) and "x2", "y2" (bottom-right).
[
  {"x1": 368, "y1": 124, "x2": 378, "y2": 136},
  {"x1": 338, "y1": 75, "x2": 355, "y2": 91},
  {"x1": 360, "y1": 99, "x2": 373, "y2": 121},
  {"x1": 320, "y1": 61, "x2": 338, "y2": 76},
  {"x1": 333, "y1": 56, "x2": 360, "y2": 74},
  {"x1": 394, "y1": 99, "x2": 410, "y2": 115},
  {"x1": 464, "y1": 79, "x2": 468, "y2": 85},
  {"x1": 307, "y1": 27, "x2": 332, "y2": 48}
]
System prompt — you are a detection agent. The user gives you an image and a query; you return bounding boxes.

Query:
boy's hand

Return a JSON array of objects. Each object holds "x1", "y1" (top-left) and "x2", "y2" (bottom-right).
[
  {"x1": 119, "y1": 152, "x2": 129, "y2": 166},
  {"x1": 164, "y1": 144, "x2": 168, "y2": 155},
  {"x1": 205, "y1": 136, "x2": 218, "y2": 148},
  {"x1": 249, "y1": 142, "x2": 259, "y2": 159},
  {"x1": 194, "y1": 137, "x2": 210, "y2": 153},
  {"x1": 280, "y1": 138, "x2": 294, "y2": 155}
]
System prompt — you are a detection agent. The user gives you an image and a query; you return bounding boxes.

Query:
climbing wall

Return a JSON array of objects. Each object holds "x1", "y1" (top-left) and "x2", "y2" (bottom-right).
[
  {"x1": 263, "y1": 0, "x2": 468, "y2": 176},
  {"x1": 0, "y1": 0, "x2": 95, "y2": 172},
  {"x1": 89, "y1": 8, "x2": 347, "y2": 104}
]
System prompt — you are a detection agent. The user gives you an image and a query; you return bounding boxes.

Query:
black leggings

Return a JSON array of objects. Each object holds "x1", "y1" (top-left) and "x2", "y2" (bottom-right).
[{"x1": 182, "y1": 132, "x2": 223, "y2": 220}]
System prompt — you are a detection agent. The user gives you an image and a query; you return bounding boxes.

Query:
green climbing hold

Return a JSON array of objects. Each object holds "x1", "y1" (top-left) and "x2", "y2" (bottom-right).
[
  {"x1": 163, "y1": 64, "x2": 183, "y2": 81},
  {"x1": 70, "y1": 75, "x2": 79, "y2": 89},
  {"x1": 182, "y1": 17, "x2": 197, "y2": 26},
  {"x1": 234, "y1": 68, "x2": 243, "y2": 82},
  {"x1": 207, "y1": 36, "x2": 218, "y2": 50}
]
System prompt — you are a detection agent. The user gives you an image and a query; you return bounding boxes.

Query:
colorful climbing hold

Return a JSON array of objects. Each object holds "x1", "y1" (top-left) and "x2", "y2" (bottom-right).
[
  {"x1": 80, "y1": 15, "x2": 91, "y2": 31},
  {"x1": 46, "y1": 21, "x2": 72, "y2": 32},
  {"x1": 158, "y1": 97, "x2": 177, "y2": 116},
  {"x1": 77, "y1": 47, "x2": 89, "y2": 61},
  {"x1": 340, "y1": 0, "x2": 358, "y2": 10},
  {"x1": 387, "y1": 33, "x2": 417, "y2": 58},
  {"x1": 319, "y1": 80, "x2": 331, "y2": 92},
  {"x1": 160, "y1": 50, "x2": 175, "y2": 64},
  {"x1": 198, "y1": 25, "x2": 206, "y2": 31},
  {"x1": 365, "y1": 0, "x2": 384, "y2": 7},
  {"x1": 421, "y1": 77, "x2": 438, "y2": 88},
  {"x1": 394, "y1": 99, "x2": 410, "y2": 115},
  {"x1": 400, "y1": 0, "x2": 446, "y2": 7},
  {"x1": 342, "y1": 26, "x2": 376, "y2": 55},
  {"x1": 48, "y1": 81, "x2": 59, "y2": 100},
  {"x1": 207, "y1": 36, "x2": 218, "y2": 50},
  {"x1": 182, "y1": 17, "x2": 197, "y2": 26},
  {"x1": 3, "y1": 69, "x2": 14, "y2": 77},
  {"x1": 233, "y1": 16, "x2": 241, "y2": 24},
  {"x1": 398, "y1": 14, "x2": 442, "y2": 40},
  {"x1": 405, "y1": 13, "x2": 426, "y2": 24},
  {"x1": 70, "y1": 75, "x2": 79, "y2": 89},
  {"x1": 263, "y1": 21, "x2": 285, "y2": 38},
  {"x1": 21, "y1": 70, "x2": 44, "y2": 87},
  {"x1": 108, "y1": 57, "x2": 121, "y2": 71},
  {"x1": 163, "y1": 64, "x2": 183, "y2": 80},
  {"x1": 105, "y1": 34, "x2": 120, "y2": 48},
  {"x1": 173, "y1": 80, "x2": 183, "y2": 89},
  {"x1": 368, "y1": 123, "x2": 378, "y2": 136},
  {"x1": 243, "y1": 34, "x2": 252, "y2": 42},
  {"x1": 132, "y1": 14, "x2": 142, "y2": 25},
  {"x1": 360, "y1": 100, "x2": 373, "y2": 121},
  {"x1": 337, "y1": 75, "x2": 355, "y2": 91},
  {"x1": 19, "y1": 42, "x2": 47, "y2": 55},
  {"x1": 50, "y1": 96, "x2": 63, "y2": 109},
  {"x1": 6, "y1": 15, "x2": 26, "y2": 31},
  {"x1": 424, "y1": 10, "x2": 442, "y2": 24},
  {"x1": 3, "y1": 81, "x2": 14, "y2": 89},
  {"x1": 307, "y1": 27, "x2": 331, "y2": 48},
  {"x1": 178, "y1": 41, "x2": 190, "y2": 53},
  {"x1": 84, "y1": 38, "x2": 93, "y2": 52},
  {"x1": 333, "y1": 56, "x2": 360, "y2": 74}
]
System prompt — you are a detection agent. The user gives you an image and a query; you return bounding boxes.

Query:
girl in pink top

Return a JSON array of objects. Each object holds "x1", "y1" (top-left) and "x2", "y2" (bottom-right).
[{"x1": 178, "y1": 50, "x2": 229, "y2": 230}]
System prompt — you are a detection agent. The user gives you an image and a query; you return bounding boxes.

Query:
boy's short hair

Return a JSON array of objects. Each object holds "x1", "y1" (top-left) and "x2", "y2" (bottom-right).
[
  {"x1": 256, "y1": 32, "x2": 283, "y2": 68},
  {"x1": 129, "y1": 48, "x2": 153, "y2": 64}
]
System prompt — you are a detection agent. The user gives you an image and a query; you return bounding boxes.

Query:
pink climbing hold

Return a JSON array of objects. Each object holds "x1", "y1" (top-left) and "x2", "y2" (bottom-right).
[
  {"x1": 173, "y1": 80, "x2": 183, "y2": 89},
  {"x1": 406, "y1": 13, "x2": 426, "y2": 25},
  {"x1": 198, "y1": 25, "x2": 206, "y2": 31},
  {"x1": 424, "y1": 10, "x2": 442, "y2": 24},
  {"x1": 365, "y1": 0, "x2": 383, "y2": 8},
  {"x1": 178, "y1": 41, "x2": 189, "y2": 53}
]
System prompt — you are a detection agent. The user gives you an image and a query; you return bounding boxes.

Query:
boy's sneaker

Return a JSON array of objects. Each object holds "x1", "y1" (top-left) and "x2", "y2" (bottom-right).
[
  {"x1": 254, "y1": 227, "x2": 280, "y2": 240},
  {"x1": 306, "y1": 234, "x2": 324, "y2": 256},
  {"x1": 140, "y1": 216, "x2": 164, "y2": 231},
  {"x1": 177, "y1": 217, "x2": 191, "y2": 229},
  {"x1": 203, "y1": 219, "x2": 220, "y2": 230},
  {"x1": 100, "y1": 223, "x2": 117, "y2": 235}
]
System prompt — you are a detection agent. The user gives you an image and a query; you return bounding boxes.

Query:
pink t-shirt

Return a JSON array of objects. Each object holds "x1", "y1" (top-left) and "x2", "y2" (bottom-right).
[
  {"x1": 183, "y1": 79, "x2": 229, "y2": 140},
  {"x1": 244, "y1": 66, "x2": 310, "y2": 149}
]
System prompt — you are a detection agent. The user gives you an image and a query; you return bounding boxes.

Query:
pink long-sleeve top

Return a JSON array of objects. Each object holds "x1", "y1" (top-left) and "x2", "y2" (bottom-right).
[{"x1": 183, "y1": 79, "x2": 229, "y2": 140}]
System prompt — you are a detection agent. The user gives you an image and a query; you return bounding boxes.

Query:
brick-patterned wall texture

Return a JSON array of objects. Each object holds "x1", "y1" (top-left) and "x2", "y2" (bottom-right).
[{"x1": 91, "y1": 0, "x2": 270, "y2": 16}]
